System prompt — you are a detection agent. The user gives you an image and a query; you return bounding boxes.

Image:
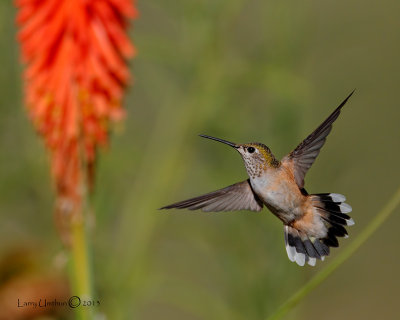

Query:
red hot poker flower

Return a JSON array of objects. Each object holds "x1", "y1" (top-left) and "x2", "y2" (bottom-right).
[{"x1": 16, "y1": 0, "x2": 137, "y2": 242}]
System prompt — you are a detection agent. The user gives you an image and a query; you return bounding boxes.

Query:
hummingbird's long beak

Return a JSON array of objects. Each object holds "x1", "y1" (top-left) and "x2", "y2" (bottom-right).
[{"x1": 199, "y1": 134, "x2": 238, "y2": 148}]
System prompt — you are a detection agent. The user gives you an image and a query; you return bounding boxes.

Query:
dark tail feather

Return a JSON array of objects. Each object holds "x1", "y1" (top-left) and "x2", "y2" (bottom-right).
[
  {"x1": 312, "y1": 193, "x2": 354, "y2": 246},
  {"x1": 285, "y1": 193, "x2": 354, "y2": 266},
  {"x1": 284, "y1": 225, "x2": 329, "y2": 266},
  {"x1": 313, "y1": 193, "x2": 354, "y2": 249}
]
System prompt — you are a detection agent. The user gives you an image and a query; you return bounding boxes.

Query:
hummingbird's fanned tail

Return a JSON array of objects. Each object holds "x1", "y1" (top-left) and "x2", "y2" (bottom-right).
[
  {"x1": 312, "y1": 192, "x2": 354, "y2": 240},
  {"x1": 284, "y1": 225, "x2": 328, "y2": 267},
  {"x1": 284, "y1": 193, "x2": 354, "y2": 266}
]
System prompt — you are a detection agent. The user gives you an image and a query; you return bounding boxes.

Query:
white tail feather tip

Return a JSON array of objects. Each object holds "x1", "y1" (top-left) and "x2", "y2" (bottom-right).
[
  {"x1": 295, "y1": 252, "x2": 306, "y2": 266},
  {"x1": 329, "y1": 193, "x2": 346, "y2": 202},
  {"x1": 339, "y1": 203, "x2": 352, "y2": 213},
  {"x1": 286, "y1": 245, "x2": 296, "y2": 262},
  {"x1": 308, "y1": 257, "x2": 316, "y2": 266}
]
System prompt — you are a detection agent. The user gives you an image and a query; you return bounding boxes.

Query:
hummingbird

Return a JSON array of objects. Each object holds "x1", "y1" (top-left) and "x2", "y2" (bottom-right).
[{"x1": 161, "y1": 92, "x2": 355, "y2": 266}]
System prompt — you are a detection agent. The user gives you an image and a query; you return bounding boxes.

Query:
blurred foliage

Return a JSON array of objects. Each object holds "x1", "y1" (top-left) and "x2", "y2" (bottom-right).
[{"x1": 1, "y1": 0, "x2": 400, "y2": 319}]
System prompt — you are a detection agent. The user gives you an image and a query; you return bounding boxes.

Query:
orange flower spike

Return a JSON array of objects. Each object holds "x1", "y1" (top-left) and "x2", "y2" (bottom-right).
[
  {"x1": 94, "y1": 1, "x2": 136, "y2": 58},
  {"x1": 16, "y1": 0, "x2": 137, "y2": 239}
]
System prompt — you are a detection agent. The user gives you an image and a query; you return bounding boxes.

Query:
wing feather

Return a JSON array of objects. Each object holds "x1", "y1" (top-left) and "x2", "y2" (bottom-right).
[
  {"x1": 282, "y1": 91, "x2": 353, "y2": 188},
  {"x1": 160, "y1": 179, "x2": 263, "y2": 212}
]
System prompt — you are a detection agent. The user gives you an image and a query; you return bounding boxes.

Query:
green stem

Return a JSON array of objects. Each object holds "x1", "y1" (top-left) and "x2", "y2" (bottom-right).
[
  {"x1": 69, "y1": 214, "x2": 93, "y2": 320},
  {"x1": 267, "y1": 186, "x2": 400, "y2": 320}
]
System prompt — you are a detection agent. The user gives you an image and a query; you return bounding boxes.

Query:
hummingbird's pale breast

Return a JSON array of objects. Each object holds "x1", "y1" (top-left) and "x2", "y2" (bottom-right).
[{"x1": 249, "y1": 165, "x2": 306, "y2": 224}]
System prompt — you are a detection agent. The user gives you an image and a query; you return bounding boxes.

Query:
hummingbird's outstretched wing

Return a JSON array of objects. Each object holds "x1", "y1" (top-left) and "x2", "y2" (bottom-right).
[
  {"x1": 160, "y1": 179, "x2": 263, "y2": 212},
  {"x1": 282, "y1": 91, "x2": 354, "y2": 188}
]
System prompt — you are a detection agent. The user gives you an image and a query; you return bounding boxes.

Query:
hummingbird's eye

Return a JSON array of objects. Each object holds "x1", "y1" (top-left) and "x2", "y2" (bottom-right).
[{"x1": 247, "y1": 147, "x2": 255, "y2": 153}]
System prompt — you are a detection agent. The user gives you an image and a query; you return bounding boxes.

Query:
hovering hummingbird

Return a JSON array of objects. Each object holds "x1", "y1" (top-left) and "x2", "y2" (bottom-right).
[{"x1": 161, "y1": 92, "x2": 355, "y2": 266}]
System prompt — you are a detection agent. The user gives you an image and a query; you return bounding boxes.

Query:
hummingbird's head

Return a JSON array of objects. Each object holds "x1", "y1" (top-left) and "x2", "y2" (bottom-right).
[{"x1": 199, "y1": 135, "x2": 280, "y2": 179}]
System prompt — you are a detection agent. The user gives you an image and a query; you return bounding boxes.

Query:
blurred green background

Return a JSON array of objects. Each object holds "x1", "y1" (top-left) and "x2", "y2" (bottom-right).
[{"x1": 1, "y1": 0, "x2": 400, "y2": 319}]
